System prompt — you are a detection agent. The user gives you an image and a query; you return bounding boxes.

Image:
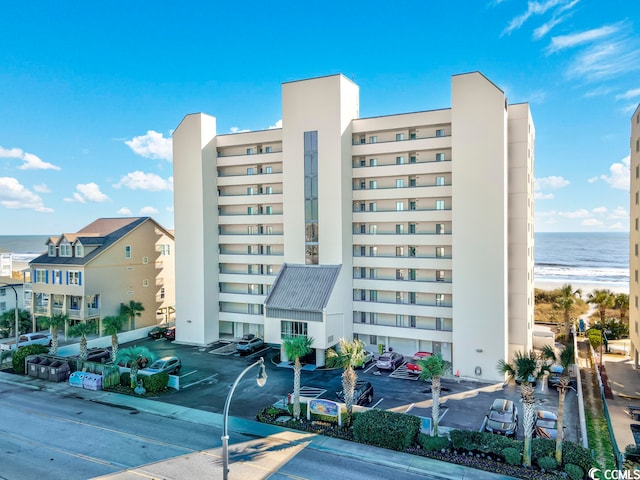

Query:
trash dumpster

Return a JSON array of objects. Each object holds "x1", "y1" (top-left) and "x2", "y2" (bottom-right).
[
  {"x1": 48, "y1": 361, "x2": 70, "y2": 382},
  {"x1": 82, "y1": 373, "x2": 102, "y2": 391},
  {"x1": 26, "y1": 356, "x2": 43, "y2": 377},
  {"x1": 69, "y1": 371, "x2": 86, "y2": 388},
  {"x1": 37, "y1": 358, "x2": 52, "y2": 379}
]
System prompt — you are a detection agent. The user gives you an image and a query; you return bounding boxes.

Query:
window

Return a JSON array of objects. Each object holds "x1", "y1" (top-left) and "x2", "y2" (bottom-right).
[
  {"x1": 0, "y1": 302, "x2": 5, "y2": 312},
  {"x1": 409, "y1": 269, "x2": 416, "y2": 280},
  {"x1": 359, "y1": 158, "x2": 366, "y2": 167},
  {"x1": 247, "y1": 187, "x2": 255, "y2": 195},
  {"x1": 396, "y1": 201, "x2": 404, "y2": 211},
  {"x1": 370, "y1": 290, "x2": 377, "y2": 301},
  {"x1": 396, "y1": 224, "x2": 404, "y2": 234},
  {"x1": 359, "y1": 202, "x2": 366, "y2": 212},
  {"x1": 247, "y1": 148, "x2": 254, "y2": 155},
  {"x1": 369, "y1": 202, "x2": 377, "y2": 212},
  {"x1": 54, "y1": 270, "x2": 62, "y2": 284},
  {"x1": 48, "y1": 244, "x2": 55, "y2": 256},
  {"x1": 436, "y1": 176, "x2": 445, "y2": 186},
  {"x1": 35, "y1": 269, "x2": 47, "y2": 283},
  {"x1": 68, "y1": 271, "x2": 81, "y2": 285},
  {"x1": 409, "y1": 223, "x2": 416, "y2": 234},
  {"x1": 635, "y1": 270, "x2": 638, "y2": 283},
  {"x1": 369, "y1": 136, "x2": 377, "y2": 143},
  {"x1": 436, "y1": 247, "x2": 445, "y2": 258},
  {"x1": 360, "y1": 312, "x2": 366, "y2": 323},
  {"x1": 370, "y1": 246, "x2": 377, "y2": 256},
  {"x1": 436, "y1": 270, "x2": 445, "y2": 282},
  {"x1": 369, "y1": 268, "x2": 376, "y2": 279},
  {"x1": 359, "y1": 181, "x2": 365, "y2": 190},
  {"x1": 369, "y1": 224, "x2": 377, "y2": 234},
  {"x1": 636, "y1": 218, "x2": 639, "y2": 231},
  {"x1": 370, "y1": 335, "x2": 378, "y2": 345},
  {"x1": 637, "y1": 166, "x2": 639, "y2": 179},
  {"x1": 281, "y1": 320, "x2": 308, "y2": 338},
  {"x1": 409, "y1": 201, "x2": 416, "y2": 211},
  {"x1": 435, "y1": 294, "x2": 445, "y2": 306},
  {"x1": 396, "y1": 315, "x2": 404, "y2": 326},
  {"x1": 265, "y1": 146, "x2": 272, "y2": 153},
  {"x1": 266, "y1": 206, "x2": 273, "y2": 215},
  {"x1": 124, "y1": 245, "x2": 131, "y2": 259},
  {"x1": 247, "y1": 167, "x2": 254, "y2": 175},
  {"x1": 360, "y1": 224, "x2": 366, "y2": 234},
  {"x1": 160, "y1": 287, "x2": 165, "y2": 299},
  {"x1": 143, "y1": 279, "x2": 149, "y2": 287},
  {"x1": 436, "y1": 317, "x2": 444, "y2": 330},
  {"x1": 248, "y1": 225, "x2": 256, "y2": 234},
  {"x1": 436, "y1": 153, "x2": 445, "y2": 161},
  {"x1": 0, "y1": 288, "x2": 4, "y2": 297},
  {"x1": 396, "y1": 269, "x2": 405, "y2": 280},
  {"x1": 396, "y1": 156, "x2": 405, "y2": 165},
  {"x1": 409, "y1": 315, "x2": 416, "y2": 328},
  {"x1": 436, "y1": 223, "x2": 445, "y2": 234},
  {"x1": 266, "y1": 226, "x2": 273, "y2": 235},
  {"x1": 396, "y1": 133, "x2": 404, "y2": 141},
  {"x1": 396, "y1": 179, "x2": 404, "y2": 188},
  {"x1": 248, "y1": 206, "x2": 255, "y2": 215},
  {"x1": 410, "y1": 156, "x2": 417, "y2": 163},
  {"x1": 409, "y1": 292, "x2": 416, "y2": 304},
  {"x1": 436, "y1": 129, "x2": 445, "y2": 137},
  {"x1": 409, "y1": 177, "x2": 417, "y2": 187},
  {"x1": 60, "y1": 244, "x2": 71, "y2": 256},
  {"x1": 369, "y1": 158, "x2": 377, "y2": 166},
  {"x1": 636, "y1": 192, "x2": 639, "y2": 205},
  {"x1": 409, "y1": 246, "x2": 416, "y2": 257},
  {"x1": 265, "y1": 166, "x2": 273, "y2": 174},
  {"x1": 396, "y1": 292, "x2": 404, "y2": 304},
  {"x1": 265, "y1": 186, "x2": 273, "y2": 194},
  {"x1": 75, "y1": 244, "x2": 84, "y2": 257},
  {"x1": 436, "y1": 200, "x2": 445, "y2": 210},
  {"x1": 360, "y1": 245, "x2": 366, "y2": 256},
  {"x1": 396, "y1": 247, "x2": 404, "y2": 257},
  {"x1": 369, "y1": 180, "x2": 377, "y2": 189}
]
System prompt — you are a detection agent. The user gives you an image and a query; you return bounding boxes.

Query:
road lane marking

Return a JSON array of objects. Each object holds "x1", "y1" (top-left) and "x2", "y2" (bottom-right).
[
  {"x1": 181, "y1": 373, "x2": 219, "y2": 389},
  {"x1": 371, "y1": 398, "x2": 384, "y2": 408}
]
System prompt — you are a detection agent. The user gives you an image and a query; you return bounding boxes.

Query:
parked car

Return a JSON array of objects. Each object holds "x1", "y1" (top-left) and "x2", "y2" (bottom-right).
[
  {"x1": 336, "y1": 380, "x2": 374, "y2": 406},
  {"x1": 533, "y1": 410, "x2": 561, "y2": 439},
  {"x1": 485, "y1": 398, "x2": 518, "y2": 438},
  {"x1": 406, "y1": 351, "x2": 433, "y2": 374},
  {"x1": 163, "y1": 326, "x2": 176, "y2": 341},
  {"x1": 352, "y1": 350, "x2": 375, "y2": 369},
  {"x1": 141, "y1": 356, "x2": 182, "y2": 375},
  {"x1": 376, "y1": 351, "x2": 404, "y2": 371},
  {"x1": 548, "y1": 365, "x2": 576, "y2": 390},
  {"x1": 236, "y1": 336, "x2": 264, "y2": 354},
  {"x1": 148, "y1": 324, "x2": 173, "y2": 339},
  {"x1": 85, "y1": 347, "x2": 112, "y2": 363},
  {"x1": 0, "y1": 332, "x2": 52, "y2": 351}
]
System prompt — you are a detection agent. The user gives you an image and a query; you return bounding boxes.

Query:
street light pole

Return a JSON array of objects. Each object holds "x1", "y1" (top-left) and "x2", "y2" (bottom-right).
[
  {"x1": 222, "y1": 357, "x2": 267, "y2": 480},
  {"x1": 0, "y1": 283, "x2": 19, "y2": 354}
]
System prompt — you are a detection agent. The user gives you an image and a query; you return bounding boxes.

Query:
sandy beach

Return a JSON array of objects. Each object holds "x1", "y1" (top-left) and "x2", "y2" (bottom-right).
[{"x1": 535, "y1": 280, "x2": 628, "y2": 296}]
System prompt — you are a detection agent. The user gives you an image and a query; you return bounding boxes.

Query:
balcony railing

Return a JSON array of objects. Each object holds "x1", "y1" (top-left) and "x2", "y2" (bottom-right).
[
  {"x1": 352, "y1": 183, "x2": 451, "y2": 191},
  {"x1": 351, "y1": 132, "x2": 451, "y2": 145},
  {"x1": 353, "y1": 158, "x2": 451, "y2": 168}
]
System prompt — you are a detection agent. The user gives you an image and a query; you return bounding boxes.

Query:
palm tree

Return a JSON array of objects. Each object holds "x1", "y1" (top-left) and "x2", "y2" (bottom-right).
[
  {"x1": 587, "y1": 289, "x2": 614, "y2": 323},
  {"x1": 418, "y1": 353, "x2": 449, "y2": 437},
  {"x1": 614, "y1": 293, "x2": 629, "y2": 325},
  {"x1": 497, "y1": 351, "x2": 546, "y2": 467},
  {"x1": 68, "y1": 321, "x2": 96, "y2": 360},
  {"x1": 282, "y1": 335, "x2": 314, "y2": 419},
  {"x1": 120, "y1": 300, "x2": 145, "y2": 330},
  {"x1": 102, "y1": 315, "x2": 126, "y2": 363},
  {"x1": 542, "y1": 343, "x2": 575, "y2": 464},
  {"x1": 326, "y1": 338, "x2": 366, "y2": 417},
  {"x1": 116, "y1": 346, "x2": 156, "y2": 388},
  {"x1": 39, "y1": 313, "x2": 68, "y2": 355},
  {"x1": 553, "y1": 284, "x2": 581, "y2": 337}
]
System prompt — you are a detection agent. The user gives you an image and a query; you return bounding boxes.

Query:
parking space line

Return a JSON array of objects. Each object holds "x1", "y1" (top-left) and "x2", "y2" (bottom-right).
[
  {"x1": 179, "y1": 370, "x2": 197, "y2": 378},
  {"x1": 371, "y1": 398, "x2": 384, "y2": 408},
  {"x1": 181, "y1": 373, "x2": 219, "y2": 389}
]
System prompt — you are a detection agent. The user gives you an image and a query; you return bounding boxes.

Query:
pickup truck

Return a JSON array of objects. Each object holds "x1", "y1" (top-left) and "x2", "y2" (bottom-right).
[{"x1": 0, "y1": 332, "x2": 52, "y2": 351}]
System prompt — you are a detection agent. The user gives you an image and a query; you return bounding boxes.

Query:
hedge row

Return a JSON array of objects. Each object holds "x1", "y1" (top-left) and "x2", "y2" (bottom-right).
[{"x1": 353, "y1": 409, "x2": 421, "y2": 451}]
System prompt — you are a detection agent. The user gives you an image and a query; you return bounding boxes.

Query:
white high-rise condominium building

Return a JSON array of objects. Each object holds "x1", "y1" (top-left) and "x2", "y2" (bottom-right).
[
  {"x1": 629, "y1": 104, "x2": 640, "y2": 367},
  {"x1": 173, "y1": 72, "x2": 534, "y2": 381}
]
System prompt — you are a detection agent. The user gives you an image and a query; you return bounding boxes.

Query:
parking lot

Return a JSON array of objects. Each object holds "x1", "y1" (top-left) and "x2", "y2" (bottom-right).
[{"x1": 123, "y1": 336, "x2": 578, "y2": 442}]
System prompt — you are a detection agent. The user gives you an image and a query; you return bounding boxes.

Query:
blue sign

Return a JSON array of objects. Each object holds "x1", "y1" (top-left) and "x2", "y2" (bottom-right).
[{"x1": 309, "y1": 399, "x2": 339, "y2": 417}]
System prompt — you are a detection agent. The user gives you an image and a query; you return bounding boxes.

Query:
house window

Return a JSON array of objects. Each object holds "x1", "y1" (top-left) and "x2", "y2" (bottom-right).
[
  {"x1": 396, "y1": 315, "x2": 404, "y2": 326},
  {"x1": 636, "y1": 192, "x2": 639, "y2": 205},
  {"x1": 143, "y1": 256, "x2": 149, "y2": 264},
  {"x1": 54, "y1": 270, "x2": 62, "y2": 284},
  {"x1": 636, "y1": 166, "x2": 639, "y2": 179},
  {"x1": 396, "y1": 247, "x2": 404, "y2": 257},
  {"x1": 370, "y1": 246, "x2": 377, "y2": 256},
  {"x1": 359, "y1": 158, "x2": 366, "y2": 167},
  {"x1": 409, "y1": 315, "x2": 416, "y2": 328},
  {"x1": 409, "y1": 177, "x2": 417, "y2": 187},
  {"x1": 248, "y1": 206, "x2": 255, "y2": 215},
  {"x1": 636, "y1": 218, "x2": 639, "y2": 231},
  {"x1": 124, "y1": 245, "x2": 131, "y2": 259},
  {"x1": 369, "y1": 136, "x2": 377, "y2": 143},
  {"x1": 436, "y1": 247, "x2": 445, "y2": 258},
  {"x1": 396, "y1": 224, "x2": 404, "y2": 234},
  {"x1": 48, "y1": 244, "x2": 55, "y2": 256},
  {"x1": 436, "y1": 153, "x2": 445, "y2": 161},
  {"x1": 360, "y1": 224, "x2": 366, "y2": 234},
  {"x1": 436, "y1": 224, "x2": 445, "y2": 234},
  {"x1": 436, "y1": 176, "x2": 445, "y2": 186},
  {"x1": 396, "y1": 179, "x2": 404, "y2": 188},
  {"x1": 281, "y1": 320, "x2": 308, "y2": 338},
  {"x1": 409, "y1": 269, "x2": 416, "y2": 280},
  {"x1": 410, "y1": 156, "x2": 417, "y2": 163},
  {"x1": 409, "y1": 246, "x2": 416, "y2": 257},
  {"x1": 35, "y1": 269, "x2": 47, "y2": 283},
  {"x1": 359, "y1": 202, "x2": 366, "y2": 212},
  {"x1": 265, "y1": 166, "x2": 273, "y2": 174},
  {"x1": 143, "y1": 279, "x2": 149, "y2": 287},
  {"x1": 60, "y1": 244, "x2": 71, "y2": 256},
  {"x1": 0, "y1": 288, "x2": 4, "y2": 297},
  {"x1": 369, "y1": 158, "x2": 377, "y2": 166},
  {"x1": 436, "y1": 294, "x2": 445, "y2": 306},
  {"x1": 436, "y1": 270, "x2": 445, "y2": 282},
  {"x1": 436, "y1": 200, "x2": 445, "y2": 210},
  {"x1": 370, "y1": 290, "x2": 377, "y2": 301},
  {"x1": 68, "y1": 271, "x2": 81, "y2": 286},
  {"x1": 369, "y1": 224, "x2": 377, "y2": 234},
  {"x1": 396, "y1": 269, "x2": 405, "y2": 280},
  {"x1": 436, "y1": 317, "x2": 444, "y2": 330},
  {"x1": 369, "y1": 268, "x2": 376, "y2": 279},
  {"x1": 0, "y1": 302, "x2": 5, "y2": 312},
  {"x1": 265, "y1": 186, "x2": 273, "y2": 194},
  {"x1": 436, "y1": 129, "x2": 445, "y2": 137},
  {"x1": 409, "y1": 292, "x2": 416, "y2": 304},
  {"x1": 396, "y1": 201, "x2": 404, "y2": 211},
  {"x1": 75, "y1": 244, "x2": 84, "y2": 257},
  {"x1": 409, "y1": 223, "x2": 416, "y2": 234},
  {"x1": 369, "y1": 180, "x2": 377, "y2": 189},
  {"x1": 159, "y1": 244, "x2": 171, "y2": 255},
  {"x1": 159, "y1": 287, "x2": 165, "y2": 299},
  {"x1": 247, "y1": 148, "x2": 254, "y2": 155},
  {"x1": 360, "y1": 311, "x2": 366, "y2": 323},
  {"x1": 409, "y1": 201, "x2": 416, "y2": 211},
  {"x1": 369, "y1": 202, "x2": 377, "y2": 211},
  {"x1": 396, "y1": 292, "x2": 404, "y2": 304},
  {"x1": 247, "y1": 167, "x2": 254, "y2": 175},
  {"x1": 396, "y1": 133, "x2": 404, "y2": 141},
  {"x1": 265, "y1": 146, "x2": 272, "y2": 153},
  {"x1": 396, "y1": 156, "x2": 405, "y2": 164}
]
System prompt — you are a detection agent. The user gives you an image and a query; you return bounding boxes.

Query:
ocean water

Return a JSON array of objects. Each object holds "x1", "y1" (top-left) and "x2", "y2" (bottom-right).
[
  {"x1": 0, "y1": 232, "x2": 631, "y2": 288},
  {"x1": 534, "y1": 232, "x2": 628, "y2": 288}
]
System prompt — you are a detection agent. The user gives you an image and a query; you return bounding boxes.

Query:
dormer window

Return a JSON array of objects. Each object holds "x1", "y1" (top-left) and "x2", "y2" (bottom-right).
[
  {"x1": 60, "y1": 244, "x2": 72, "y2": 257},
  {"x1": 75, "y1": 244, "x2": 84, "y2": 257},
  {"x1": 48, "y1": 244, "x2": 56, "y2": 256}
]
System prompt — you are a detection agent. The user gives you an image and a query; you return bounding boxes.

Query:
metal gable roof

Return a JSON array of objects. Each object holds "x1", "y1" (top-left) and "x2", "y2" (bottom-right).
[{"x1": 265, "y1": 263, "x2": 341, "y2": 312}]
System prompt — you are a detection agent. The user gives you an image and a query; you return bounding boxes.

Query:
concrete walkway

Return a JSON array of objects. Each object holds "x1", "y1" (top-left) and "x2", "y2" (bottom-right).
[{"x1": 0, "y1": 371, "x2": 517, "y2": 480}]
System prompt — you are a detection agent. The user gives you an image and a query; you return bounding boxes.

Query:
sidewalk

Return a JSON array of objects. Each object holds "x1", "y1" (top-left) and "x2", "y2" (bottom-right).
[{"x1": 0, "y1": 371, "x2": 517, "y2": 480}]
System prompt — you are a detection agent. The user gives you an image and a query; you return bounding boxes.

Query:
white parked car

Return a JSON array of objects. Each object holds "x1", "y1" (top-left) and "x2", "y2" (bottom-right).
[{"x1": 0, "y1": 332, "x2": 52, "y2": 351}]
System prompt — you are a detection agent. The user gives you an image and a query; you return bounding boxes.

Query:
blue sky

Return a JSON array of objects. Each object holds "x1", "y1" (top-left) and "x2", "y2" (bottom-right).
[{"x1": 0, "y1": 0, "x2": 638, "y2": 235}]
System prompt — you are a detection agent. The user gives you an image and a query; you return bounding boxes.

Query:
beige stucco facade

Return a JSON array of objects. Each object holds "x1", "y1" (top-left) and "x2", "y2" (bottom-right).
[
  {"x1": 630, "y1": 105, "x2": 640, "y2": 367},
  {"x1": 27, "y1": 217, "x2": 175, "y2": 336},
  {"x1": 172, "y1": 72, "x2": 534, "y2": 382}
]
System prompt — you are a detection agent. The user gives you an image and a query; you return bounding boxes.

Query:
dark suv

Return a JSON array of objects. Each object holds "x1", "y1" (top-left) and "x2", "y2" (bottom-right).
[{"x1": 336, "y1": 380, "x2": 374, "y2": 406}]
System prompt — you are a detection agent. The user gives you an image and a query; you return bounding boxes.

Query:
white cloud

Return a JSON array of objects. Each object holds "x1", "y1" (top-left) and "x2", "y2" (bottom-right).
[
  {"x1": 229, "y1": 126, "x2": 250, "y2": 133},
  {"x1": 587, "y1": 176, "x2": 599, "y2": 183},
  {"x1": 535, "y1": 175, "x2": 569, "y2": 189},
  {"x1": 598, "y1": 155, "x2": 630, "y2": 191},
  {"x1": 502, "y1": 0, "x2": 569, "y2": 36},
  {"x1": 561, "y1": 209, "x2": 591, "y2": 219},
  {"x1": 0, "y1": 146, "x2": 61, "y2": 171},
  {"x1": 592, "y1": 206, "x2": 607, "y2": 214},
  {"x1": 568, "y1": 39, "x2": 640, "y2": 81},
  {"x1": 609, "y1": 222, "x2": 626, "y2": 231},
  {"x1": 33, "y1": 184, "x2": 51, "y2": 193},
  {"x1": 117, "y1": 207, "x2": 133, "y2": 216},
  {"x1": 113, "y1": 171, "x2": 173, "y2": 191},
  {"x1": 615, "y1": 88, "x2": 640, "y2": 100},
  {"x1": 582, "y1": 218, "x2": 604, "y2": 227},
  {"x1": 125, "y1": 130, "x2": 172, "y2": 161},
  {"x1": 532, "y1": 0, "x2": 579, "y2": 39},
  {"x1": 139, "y1": 206, "x2": 159, "y2": 215},
  {"x1": 0, "y1": 177, "x2": 53, "y2": 212},
  {"x1": 547, "y1": 24, "x2": 620, "y2": 53},
  {"x1": 66, "y1": 183, "x2": 110, "y2": 203},
  {"x1": 269, "y1": 119, "x2": 283, "y2": 129},
  {"x1": 611, "y1": 206, "x2": 628, "y2": 218},
  {"x1": 534, "y1": 192, "x2": 554, "y2": 200}
]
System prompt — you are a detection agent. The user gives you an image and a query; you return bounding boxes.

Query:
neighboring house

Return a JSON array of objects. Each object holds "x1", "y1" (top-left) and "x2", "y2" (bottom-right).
[
  {"x1": 27, "y1": 217, "x2": 175, "y2": 335},
  {"x1": 172, "y1": 72, "x2": 534, "y2": 380},
  {"x1": 1, "y1": 252, "x2": 11, "y2": 278},
  {"x1": 630, "y1": 104, "x2": 640, "y2": 368},
  {"x1": 0, "y1": 276, "x2": 24, "y2": 314}
]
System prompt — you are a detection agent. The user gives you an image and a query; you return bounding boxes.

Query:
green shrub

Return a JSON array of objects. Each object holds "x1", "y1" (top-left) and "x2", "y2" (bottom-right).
[
  {"x1": 531, "y1": 438, "x2": 556, "y2": 461},
  {"x1": 564, "y1": 463, "x2": 584, "y2": 480},
  {"x1": 537, "y1": 456, "x2": 558, "y2": 471},
  {"x1": 417, "y1": 433, "x2": 451, "y2": 451},
  {"x1": 503, "y1": 447, "x2": 521, "y2": 465},
  {"x1": 12, "y1": 345, "x2": 49, "y2": 374},
  {"x1": 353, "y1": 409, "x2": 421, "y2": 451},
  {"x1": 120, "y1": 372, "x2": 131, "y2": 387},
  {"x1": 449, "y1": 429, "x2": 517, "y2": 454},
  {"x1": 562, "y1": 442, "x2": 594, "y2": 470},
  {"x1": 142, "y1": 372, "x2": 169, "y2": 393}
]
